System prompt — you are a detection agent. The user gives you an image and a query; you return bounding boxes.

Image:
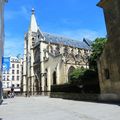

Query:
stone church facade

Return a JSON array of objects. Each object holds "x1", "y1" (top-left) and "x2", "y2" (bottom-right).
[
  {"x1": 97, "y1": 0, "x2": 120, "y2": 100},
  {"x1": 23, "y1": 9, "x2": 91, "y2": 94}
]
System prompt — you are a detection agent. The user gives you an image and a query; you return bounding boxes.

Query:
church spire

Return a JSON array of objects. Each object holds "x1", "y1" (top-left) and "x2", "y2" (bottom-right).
[{"x1": 29, "y1": 8, "x2": 38, "y2": 32}]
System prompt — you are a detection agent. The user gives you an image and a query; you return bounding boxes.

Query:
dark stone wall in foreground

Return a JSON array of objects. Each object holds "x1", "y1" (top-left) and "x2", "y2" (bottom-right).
[{"x1": 98, "y1": 0, "x2": 120, "y2": 95}]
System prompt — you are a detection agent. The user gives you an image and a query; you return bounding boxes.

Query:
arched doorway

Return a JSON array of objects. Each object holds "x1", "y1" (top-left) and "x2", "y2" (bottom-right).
[
  {"x1": 53, "y1": 71, "x2": 57, "y2": 85},
  {"x1": 68, "y1": 66, "x2": 75, "y2": 82}
]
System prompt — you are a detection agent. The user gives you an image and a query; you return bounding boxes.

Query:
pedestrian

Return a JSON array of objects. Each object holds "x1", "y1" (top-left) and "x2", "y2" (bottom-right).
[{"x1": 25, "y1": 92, "x2": 27, "y2": 97}]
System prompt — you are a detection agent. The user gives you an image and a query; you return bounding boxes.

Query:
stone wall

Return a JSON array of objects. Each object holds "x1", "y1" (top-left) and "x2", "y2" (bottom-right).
[
  {"x1": 50, "y1": 92, "x2": 120, "y2": 102},
  {"x1": 97, "y1": 0, "x2": 120, "y2": 96},
  {"x1": 50, "y1": 92, "x2": 99, "y2": 101}
]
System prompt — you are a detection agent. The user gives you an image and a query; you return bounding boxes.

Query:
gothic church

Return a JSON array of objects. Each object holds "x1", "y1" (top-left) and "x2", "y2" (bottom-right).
[{"x1": 23, "y1": 9, "x2": 91, "y2": 94}]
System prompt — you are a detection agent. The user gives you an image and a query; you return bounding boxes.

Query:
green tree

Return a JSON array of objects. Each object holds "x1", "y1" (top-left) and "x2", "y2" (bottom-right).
[
  {"x1": 69, "y1": 67, "x2": 86, "y2": 85},
  {"x1": 69, "y1": 68, "x2": 100, "y2": 93},
  {"x1": 89, "y1": 37, "x2": 107, "y2": 70},
  {"x1": 67, "y1": 38, "x2": 106, "y2": 93}
]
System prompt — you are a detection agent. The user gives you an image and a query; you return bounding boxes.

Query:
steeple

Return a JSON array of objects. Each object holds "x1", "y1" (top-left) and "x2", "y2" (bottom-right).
[{"x1": 29, "y1": 8, "x2": 38, "y2": 32}]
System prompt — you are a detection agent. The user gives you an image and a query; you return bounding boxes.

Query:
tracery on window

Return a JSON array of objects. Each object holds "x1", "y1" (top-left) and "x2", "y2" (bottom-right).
[
  {"x1": 64, "y1": 46, "x2": 68, "y2": 56},
  {"x1": 54, "y1": 45, "x2": 60, "y2": 55}
]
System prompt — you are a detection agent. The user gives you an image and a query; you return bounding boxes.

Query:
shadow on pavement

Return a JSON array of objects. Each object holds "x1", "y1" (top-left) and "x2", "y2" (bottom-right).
[
  {"x1": 50, "y1": 92, "x2": 120, "y2": 106},
  {"x1": 98, "y1": 101, "x2": 120, "y2": 106},
  {"x1": 71, "y1": 99, "x2": 120, "y2": 106},
  {"x1": 67, "y1": 98, "x2": 120, "y2": 106}
]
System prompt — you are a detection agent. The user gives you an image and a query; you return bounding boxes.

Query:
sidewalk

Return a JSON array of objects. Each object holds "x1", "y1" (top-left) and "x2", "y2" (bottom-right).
[{"x1": 0, "y1": 96, "x2": 120, "y2": 120}]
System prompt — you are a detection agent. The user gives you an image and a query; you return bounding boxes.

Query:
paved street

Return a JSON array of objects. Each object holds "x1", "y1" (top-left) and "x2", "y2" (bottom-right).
[{"x1": 0, "y1": 96, "x2": 120, "y2": 120}]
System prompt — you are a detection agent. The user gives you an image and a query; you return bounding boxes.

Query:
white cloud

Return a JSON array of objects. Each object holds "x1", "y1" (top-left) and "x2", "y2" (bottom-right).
[
  {"x1": 4, "y1": 37, "x2": 24, "y2": 57},
  {"x1": 56, "y1": 29, "x2": 106, "y2": 41},
  {"x1": 5, "y1": 6, "x2": 29, "y2": 20},
  {"x1": 4, "y1": 6, "x2": 30, "y2": 57},
  {"x1": 61, "y1": 18, "x2": 82, "y2": 26},
  {"x1": 20, "y1": 6, "x2": 30, "y2": 19}
]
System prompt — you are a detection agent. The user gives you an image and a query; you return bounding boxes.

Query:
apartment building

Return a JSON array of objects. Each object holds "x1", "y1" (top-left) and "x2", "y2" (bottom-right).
[{"x1": 2, "y1": 57, "x2": 23, "y2": 94}]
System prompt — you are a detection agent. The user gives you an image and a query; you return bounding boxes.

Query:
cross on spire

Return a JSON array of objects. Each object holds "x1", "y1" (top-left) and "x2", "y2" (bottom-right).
[{"x1": 32, "y1": 8, "x2": 35, "y2": 14}]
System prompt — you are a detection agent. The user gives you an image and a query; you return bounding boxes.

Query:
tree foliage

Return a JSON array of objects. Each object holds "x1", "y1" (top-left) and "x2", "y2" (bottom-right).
[
  {"x1": 89, "y1": 37, "x2": 107, "y2": 70},
  {"x1": 69, "y1": 68, "x2": 100, "y2": 93},
  {"x1": 69, "y1": 68, "x2": 98, "y2": 85},
  {"x1": 69, "y1": 67, "x2": 86, "y2": 85},
  {"x1": 67, "y1": 38, "x2": 106, "y2": 93}
]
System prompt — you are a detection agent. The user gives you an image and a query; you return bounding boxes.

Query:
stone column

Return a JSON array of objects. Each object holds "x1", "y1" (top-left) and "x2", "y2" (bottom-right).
[
  {"x1": 0, "y1": 0, "x2": 7, "y2": 104},
  {"x1": 40, "y1": 42, "x2": 45, "y2": 92}
]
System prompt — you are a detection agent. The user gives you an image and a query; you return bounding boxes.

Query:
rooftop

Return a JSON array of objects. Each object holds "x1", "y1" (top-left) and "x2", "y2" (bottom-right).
[{"x1": 43, "y1": 32, "x2": 91, "y2": 50}]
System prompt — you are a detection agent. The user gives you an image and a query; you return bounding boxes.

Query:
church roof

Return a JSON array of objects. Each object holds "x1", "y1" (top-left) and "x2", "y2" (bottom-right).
[
  {"x1": 43, "y1": 32, "x2": 91, "y2": 50},
  {"x1": 28, "y1": 9, "x2": 92, "y2": 50},
  {"x1": 83, "y1": 38, "x2": 93, "y2": 47}
]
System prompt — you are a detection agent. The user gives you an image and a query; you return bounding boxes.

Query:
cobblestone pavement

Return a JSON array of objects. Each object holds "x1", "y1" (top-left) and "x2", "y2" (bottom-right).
[{"x1": 0, "y1": 96, "x2": 120, "y2": 120}]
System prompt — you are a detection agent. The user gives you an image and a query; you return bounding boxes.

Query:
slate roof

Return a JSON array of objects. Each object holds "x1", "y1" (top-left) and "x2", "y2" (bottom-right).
[
  {"x1": 83, "y1": 38, "x2": 93, "y2": 47},
  {"x1": 43, "y1": 32, "x2": 91, "y2": 50}
]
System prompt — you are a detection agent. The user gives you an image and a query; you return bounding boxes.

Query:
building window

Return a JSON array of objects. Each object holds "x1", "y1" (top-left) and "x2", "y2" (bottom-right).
[
  {"x1": 53, "y1": 71, "x2": 57, "y2": 85},
  {"x1": 12, "y1": 70, "x2": 14, "y2": 74},
  {"x1": 17, "y1": 70, "x2": 19, "y2": 74},
  {"x1": 3, "y1": 76, "x2": 5, "y2": 81},
  {"x1": 7, "y1": 76, "x2": 9, "y2": 81},
  {"x1": 64, "y1": 47, "x2": 68, "y2": 55},
  {"x1": 17, "y1": 64, "x2": 19, "y2": 68},
  {"x1": 3, "y1": 70, "x2": 6, "y2": 74},
  {"x1": 17, "y1": 76, "x2": 19, "y2": 81},
  {"x1": 55, "y1": 45, "x2": 60, "y2": 55},
  {"x1": 104, "y1": 69, "x2": 110, "y2": 79},
  {"x1": 17, "y1": 84, "x2": 19, "y2": 87},
  {"x1": 7, "y1": 70, "x2": 9, "y2": 74},
  {"x1": 32, "y1": 38, "x2": 35, "y2": 46},
  {"x1": 7, "y1": 82, "x2": 9, "y2": 88},
  {"x1": 12, "y1": 64, "x2": 14, "y2": 68},
  {"x1": 12, "y1": 76, "x2": 14, "y2": 80},
  {"x1": 12, "y1": 84, "x2": 14, "y2": 88}
]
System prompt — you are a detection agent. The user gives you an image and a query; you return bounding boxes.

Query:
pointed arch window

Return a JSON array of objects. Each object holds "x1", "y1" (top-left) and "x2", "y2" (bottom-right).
[
  {"x1": 53, "y1": 71, "x2": 57, "y2": 85},
  {"x1": 32, "y1": 37, "x2": 35, "y2": 46},
  {"x1": 68, "y1": 66, "x2": 75, "y2": 82},
  {"x1": 104, "y1": 68, "x2": 110, "y2": 80},
  {"x1": 64, "y1": 46, "x2": 68, "y2": 56}
]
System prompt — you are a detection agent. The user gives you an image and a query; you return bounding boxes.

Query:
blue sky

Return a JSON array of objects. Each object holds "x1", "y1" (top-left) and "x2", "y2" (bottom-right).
[{"x1": 4, "y1": 0, "x2": 106, "y2": 57}]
